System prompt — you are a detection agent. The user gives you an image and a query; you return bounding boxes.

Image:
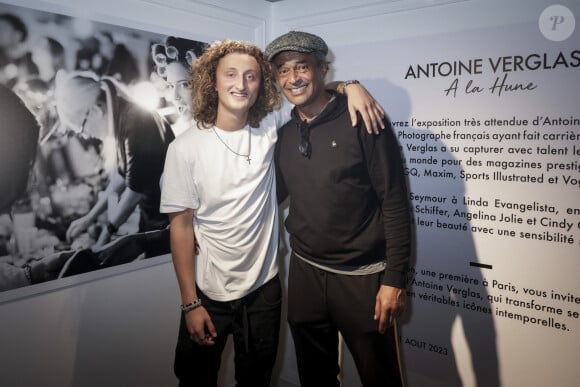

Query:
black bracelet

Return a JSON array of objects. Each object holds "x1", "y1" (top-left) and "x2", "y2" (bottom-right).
[{"x1": 180, "y1": 299, "x2": 202, "y2": 314}]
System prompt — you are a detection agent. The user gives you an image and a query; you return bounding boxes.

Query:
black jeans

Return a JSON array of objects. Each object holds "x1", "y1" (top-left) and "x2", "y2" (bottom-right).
[
  {"x1": 174, "y1": 275, "x2": 282, "y2": 387},
  {"x1": 288, "y1": 255, "x2": 403, "y2": 387}
]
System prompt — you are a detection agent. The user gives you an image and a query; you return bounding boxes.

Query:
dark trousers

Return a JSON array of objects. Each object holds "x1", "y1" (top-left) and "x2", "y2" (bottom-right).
[
  {"x1": 288, "y1": 255, "x2": 403, "y2": 387},
  {"x1": 174, "y1": 276, "x2": 282, "y2": 387}
]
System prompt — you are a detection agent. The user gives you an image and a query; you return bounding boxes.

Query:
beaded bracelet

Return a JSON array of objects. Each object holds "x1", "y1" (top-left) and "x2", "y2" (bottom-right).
[{"x1": 180, "y1": 299, "x2": 202, "y2": 314}]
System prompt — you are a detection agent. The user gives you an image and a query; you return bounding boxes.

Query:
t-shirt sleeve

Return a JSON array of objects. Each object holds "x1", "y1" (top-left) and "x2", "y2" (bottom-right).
[{"x1": 159, "y1": 141, "x2": 199, "y2": 213}]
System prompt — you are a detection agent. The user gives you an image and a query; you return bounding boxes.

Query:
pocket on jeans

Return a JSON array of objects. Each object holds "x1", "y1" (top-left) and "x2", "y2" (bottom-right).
[{"x1": 259, "y1": 276, "x2": 282, "y2": 306}]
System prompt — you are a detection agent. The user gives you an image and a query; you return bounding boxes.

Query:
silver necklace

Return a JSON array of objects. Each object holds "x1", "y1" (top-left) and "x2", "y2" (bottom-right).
[{"x1": 212, "y1": 126, "x2": 251, "y2": 164}]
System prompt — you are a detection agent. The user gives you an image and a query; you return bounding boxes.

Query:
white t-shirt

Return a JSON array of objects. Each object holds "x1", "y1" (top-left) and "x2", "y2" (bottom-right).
[{"x1": 160, "y1": 101, "x2": 292, "y2": 301}]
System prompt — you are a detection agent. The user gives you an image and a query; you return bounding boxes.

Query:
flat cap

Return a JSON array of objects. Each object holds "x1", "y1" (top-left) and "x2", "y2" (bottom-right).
[{"x1": 265, "y1": 31, "x2": 328, "y2": 61}]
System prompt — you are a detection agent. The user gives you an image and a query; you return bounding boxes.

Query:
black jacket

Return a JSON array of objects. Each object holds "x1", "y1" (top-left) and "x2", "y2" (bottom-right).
[{"x1": 275, "y1": 92, "x2": 411, "y2": 288}]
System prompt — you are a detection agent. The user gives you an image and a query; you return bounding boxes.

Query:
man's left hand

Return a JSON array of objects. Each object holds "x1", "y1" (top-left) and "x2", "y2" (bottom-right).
[{"x1": 344, "y1": 83, "x2": 386, "y2": 134}]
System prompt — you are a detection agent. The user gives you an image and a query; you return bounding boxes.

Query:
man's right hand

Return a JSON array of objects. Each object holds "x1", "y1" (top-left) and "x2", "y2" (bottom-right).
[{"x1": 186, "y1": 307, "x2": 217, "y2": 345}]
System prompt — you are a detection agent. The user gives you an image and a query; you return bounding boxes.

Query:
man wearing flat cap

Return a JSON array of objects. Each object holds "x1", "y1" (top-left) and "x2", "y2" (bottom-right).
[
  {"x1": 266, "y1": 30, "x2": 329, "y2": 57},
  {"x1": 267, "y1": 31, "x2": 411, "y2": 387}
]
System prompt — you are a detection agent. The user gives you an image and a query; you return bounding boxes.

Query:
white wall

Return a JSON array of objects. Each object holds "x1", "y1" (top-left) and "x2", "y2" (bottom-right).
[
  {"x1": 0, "y1": 257, "x2": 180, "y2": 386},
  {"x1": 271, "y1": 0, "x2": 544, "y2": 43}
]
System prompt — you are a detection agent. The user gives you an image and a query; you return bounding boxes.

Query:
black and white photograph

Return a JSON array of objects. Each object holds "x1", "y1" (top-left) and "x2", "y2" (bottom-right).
[{"x1": 0, "y1": 1, "x2": 206, "y2": 295}]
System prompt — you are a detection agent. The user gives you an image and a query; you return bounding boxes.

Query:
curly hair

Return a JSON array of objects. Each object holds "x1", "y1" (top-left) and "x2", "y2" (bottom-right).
[{"x1": 191, "y1": 40, "x2": 281, "y2": 129}]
